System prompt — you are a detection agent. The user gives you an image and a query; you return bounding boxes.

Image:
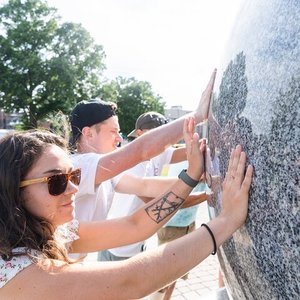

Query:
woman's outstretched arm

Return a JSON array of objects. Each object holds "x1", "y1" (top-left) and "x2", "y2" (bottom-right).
[{"x1": 1, "y1": 145, "x2": 252, "y2": 300}]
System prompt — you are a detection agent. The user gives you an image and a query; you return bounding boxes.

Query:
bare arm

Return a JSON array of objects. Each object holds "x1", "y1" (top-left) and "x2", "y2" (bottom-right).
[
  {"x1": 72, "y1": 118, "x2": 204, "y2": 252},
  {"x1": 138, "y1": 191, "x2": 207, "y2": 208},
  {"x1": 94, "y1": 70, "x2": 216, "y2": 185},
  {"x1": 181, "y1": 191, "x2": 207, "y2": 208},
  {"x1": 169, "y1": 146, "x2": 187, "y2": 164},
  {"x1": 114, "y1": 174, "x2": 176, "y2": 197},
  {"x1": 73, "y1": 177, "x2": 197, "y2": 252},
  {"x1": 2, "y1": 218, "x2": 233, "y2": 300},
  {"x1": 2, "y1": 145, "x2": 253, "y2": 300}
]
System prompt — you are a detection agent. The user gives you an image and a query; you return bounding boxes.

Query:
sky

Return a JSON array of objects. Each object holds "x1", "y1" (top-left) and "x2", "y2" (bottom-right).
[{"x1": 4, "y1": 0, "x2": 244, "y2": 111}]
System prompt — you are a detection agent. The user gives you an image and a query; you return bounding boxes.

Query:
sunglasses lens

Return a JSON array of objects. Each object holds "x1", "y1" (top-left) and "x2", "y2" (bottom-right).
[
  {"x1": 48, "y1": 174, "x2": 68, "y2": 196},
  {"x1": 70, "y1": 169, "x2": 81, "y2": 186},
  {"x1": 47, "y1": 169, "x2": 81, "y2": 196}
]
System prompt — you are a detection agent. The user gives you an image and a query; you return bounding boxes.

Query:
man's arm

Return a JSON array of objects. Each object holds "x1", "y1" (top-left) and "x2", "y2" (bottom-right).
[
  {"x1": 94, "y1": 70, "x2": 216, "y2": 185},
  {"x1": 169, "y1": 146, "x2": 187, "y2": 164},
  {"x1": 181, "y1": 191, "x2": 208, "y2": 208},
  {"x1": 114, "y1": 174, "x2": 176, "y2": 197},
  {"x1": 136, "y1": 191, "x2": 207, "y2": 208},
  {"x1": 115, "y1": 172, "x2": 208, "y2": 207}
]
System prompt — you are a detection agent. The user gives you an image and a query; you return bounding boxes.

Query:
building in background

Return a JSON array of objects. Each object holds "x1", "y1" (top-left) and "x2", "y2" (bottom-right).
[
  {"x1": 0, "y1": 110, "x2": 22, "y2": 129},
  {"x1": 164, "y1": 106, "x2": 191, "y2": 122}
]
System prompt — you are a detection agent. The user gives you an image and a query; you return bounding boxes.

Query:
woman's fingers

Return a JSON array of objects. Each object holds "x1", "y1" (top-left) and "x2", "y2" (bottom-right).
[
  {"x1": 224, "y1": 145, "x2": 248, "y2": 187},
  {"x1": 226, "y1": 146, "x2": 242, "y2": 180},
  {"x1": 226, "y1": 148, "x2": 235, "y2": 178},
  {"x1": 223, "y1": 144, "x2": 253, "y2": 192},
  {"x1": 234, "y1": 151, "x2": 247, "y2": 185},
  {"x1": 230, "y1": 145, "x2": 242, "y2": 175},
  {"x1": 241, "y1": 165, "x2": 253, "y2": 192}
]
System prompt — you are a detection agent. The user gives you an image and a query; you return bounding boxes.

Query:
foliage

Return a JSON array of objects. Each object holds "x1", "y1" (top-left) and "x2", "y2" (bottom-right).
[
  {"x1": 0, "y1": 0, "x2": 105, "y2": 128},
  {"x1": 99, "y1": 77, "x2": 165, "y2": 136}
]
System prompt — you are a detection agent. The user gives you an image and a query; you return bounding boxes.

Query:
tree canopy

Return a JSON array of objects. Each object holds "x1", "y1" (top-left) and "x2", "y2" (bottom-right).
[
  {"x1": 0, "y1": 0, "x2": 166, "y2": 131},
  {"x1": 0, "y1": 0, "x2": 106, "y2": 128}
]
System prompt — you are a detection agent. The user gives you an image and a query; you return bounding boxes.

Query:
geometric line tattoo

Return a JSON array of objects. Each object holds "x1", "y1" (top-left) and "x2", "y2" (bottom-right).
[{"x1": 145, "y1": 191, "x2": 185, "y2": 223}]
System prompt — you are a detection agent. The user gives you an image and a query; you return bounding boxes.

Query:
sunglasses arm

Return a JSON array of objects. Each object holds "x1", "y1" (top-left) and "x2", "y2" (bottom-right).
[{"x1": 20, "y1": 177, "x2": 48, "y2": 188}]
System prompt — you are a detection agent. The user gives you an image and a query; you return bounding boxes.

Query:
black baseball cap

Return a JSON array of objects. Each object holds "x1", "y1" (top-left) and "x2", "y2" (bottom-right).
[
  {"x1": 69, "y1": 99, "x2": 117, "y2": 146},
  {"x1": 127, "y1": 111, "x2": 168, "y2": 138}
]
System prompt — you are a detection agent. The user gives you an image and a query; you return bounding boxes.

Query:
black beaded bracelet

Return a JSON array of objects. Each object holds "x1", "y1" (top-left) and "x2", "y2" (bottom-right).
[
  {"x1": 201, "y1": 223, "x2": 217, "y2": 255},
  {"x1": 178, "y1": 169, "x2": 198, "y2": 188}
]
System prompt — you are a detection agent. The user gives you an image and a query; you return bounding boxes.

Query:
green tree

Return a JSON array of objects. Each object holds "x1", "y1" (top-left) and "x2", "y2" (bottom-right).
[
  {"x1": 0, "y1": 0, "x2": 105, "y2": 128},
  {"x1": 99, "y1": 77, "x2": 165, "y2": 136}
]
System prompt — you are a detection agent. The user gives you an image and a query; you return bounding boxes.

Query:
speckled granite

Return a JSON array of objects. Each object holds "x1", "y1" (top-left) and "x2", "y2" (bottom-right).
[{"x1": 207, "y1": 1, "x2": 300, "y2": 299}]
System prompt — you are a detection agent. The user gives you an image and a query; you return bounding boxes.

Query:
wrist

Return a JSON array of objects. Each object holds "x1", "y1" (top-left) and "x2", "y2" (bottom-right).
[
  {"x1": 186, "y1": 169, "x2": 201, "y2": 182},
  {"x1": 206, "y1": 216, "x2": 237, "y2": 249},
  {"x1": 178, "y1": 169, "x2": 199, "y2": 188},
  {"x1": 193, "y1": 111, "x2": 202, "y2": 124},
  {"x1": 217, "y1": 211, "x2": 244, "y2": 234}
]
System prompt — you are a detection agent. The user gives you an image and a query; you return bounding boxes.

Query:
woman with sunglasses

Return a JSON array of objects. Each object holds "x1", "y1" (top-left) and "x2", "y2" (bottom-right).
[{"x1": 0, "y1": 119, "x2": 253, "y2": 299}]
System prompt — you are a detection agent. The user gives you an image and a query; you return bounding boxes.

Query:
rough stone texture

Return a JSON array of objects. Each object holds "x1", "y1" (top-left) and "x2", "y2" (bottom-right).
[{"x1": 207, "y1": 1, "x2": 300, "y2": 299}]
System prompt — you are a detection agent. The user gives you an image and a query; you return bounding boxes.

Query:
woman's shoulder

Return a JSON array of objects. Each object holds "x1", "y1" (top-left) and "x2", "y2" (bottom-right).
[
  {"x1": 0, "y1": 248, "x2": 38, "y2": 288},
  {"x1": 0, "y1": 220, "x2": 79, "y2": 289}
]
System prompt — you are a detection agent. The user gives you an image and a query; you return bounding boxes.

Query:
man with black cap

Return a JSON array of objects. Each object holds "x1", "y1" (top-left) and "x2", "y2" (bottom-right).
[
  {"x1": 69, "y1": 101, "x2": 183, "y2": 230},
  {"x1": 69, "y1": 70, "x2": 216, "y2": 258}
]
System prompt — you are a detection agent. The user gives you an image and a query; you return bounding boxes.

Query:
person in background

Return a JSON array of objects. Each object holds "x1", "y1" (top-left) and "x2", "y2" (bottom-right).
[
  {"x1": 127, "y1": 111, "x2": 187, "y2": 176},
  {"x1": 69, "y1": 70, "x2": 217, "y2": 258},
  {"x1": 0, "y1": 124, "x2": 253, "y2": 299},
  {"x1": 100, "y1": 112, "x2": 207, "y2": 262}
]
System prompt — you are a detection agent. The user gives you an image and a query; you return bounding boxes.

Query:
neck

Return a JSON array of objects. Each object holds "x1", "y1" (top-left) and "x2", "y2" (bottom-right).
[{"x1": 77, "y1": 141, "x2": 97, "y2": 154}]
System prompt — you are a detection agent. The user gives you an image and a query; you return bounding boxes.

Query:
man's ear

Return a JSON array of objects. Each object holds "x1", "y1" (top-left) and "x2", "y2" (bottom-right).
[
  {"x1": 136, "y1": 129, "x2": 144, "y2": 137},
  {"x1": 81, "y1": 126, "x2": 92, "y2": 138}
]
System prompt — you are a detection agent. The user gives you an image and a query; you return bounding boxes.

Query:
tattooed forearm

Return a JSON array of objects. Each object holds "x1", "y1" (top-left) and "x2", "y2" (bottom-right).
[{"x1": 145, "y1": 191, "x2": 185, "y2": 223}]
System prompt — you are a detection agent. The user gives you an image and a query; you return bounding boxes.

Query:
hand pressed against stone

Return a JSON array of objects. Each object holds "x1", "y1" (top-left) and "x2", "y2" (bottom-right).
[
  {"x1": 195, "y1": 69, "x2": 217, "y2": 121},
  {"x1": 221, "y1": 145, "x2": 253, "y2": 227}
]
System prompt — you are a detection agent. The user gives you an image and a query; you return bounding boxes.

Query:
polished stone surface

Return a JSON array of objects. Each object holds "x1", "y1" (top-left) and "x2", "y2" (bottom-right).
[{"x1": 207, "y1": 0, "x2": 300, "y2": 299}]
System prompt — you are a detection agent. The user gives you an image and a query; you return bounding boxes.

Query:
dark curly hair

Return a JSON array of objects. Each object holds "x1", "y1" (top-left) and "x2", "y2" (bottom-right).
[{"x1": 0, "y1": 130, "x2": 74, "y2": 263}]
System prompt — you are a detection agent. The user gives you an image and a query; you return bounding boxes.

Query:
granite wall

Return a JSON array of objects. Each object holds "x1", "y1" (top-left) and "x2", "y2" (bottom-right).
[{"x1": 207, "y1": 0, "x2": 299, "y2": 299}]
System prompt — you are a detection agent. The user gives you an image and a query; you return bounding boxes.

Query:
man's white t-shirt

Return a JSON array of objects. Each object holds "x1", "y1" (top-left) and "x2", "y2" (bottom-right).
[
  {"x1": 107, "y1": 161, "x2": 151, "y2": 256},
  {"x1": 149, "y1": 147, "x2": 174, "y2": 176},
  {"x1": 107, "y1": 147, "x2": 175, "y2": 257},
  {"x1": 70, "y1": 153, "x2": 121, "y2": 222}
]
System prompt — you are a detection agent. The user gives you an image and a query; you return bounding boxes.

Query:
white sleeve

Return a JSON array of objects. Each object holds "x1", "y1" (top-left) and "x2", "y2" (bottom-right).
[
  {"x1": 54, "y1": 219, "x2": 80, "y2": 248},
  {"x1": 151, "y1": 147, "x2": 175, "y2": 176},
  {"x1": 70, "y1": 153, "x2": 102, "y2": 197},
  {"x1": 111, "y1": 173, "x2": 123, "y2": 188}
]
